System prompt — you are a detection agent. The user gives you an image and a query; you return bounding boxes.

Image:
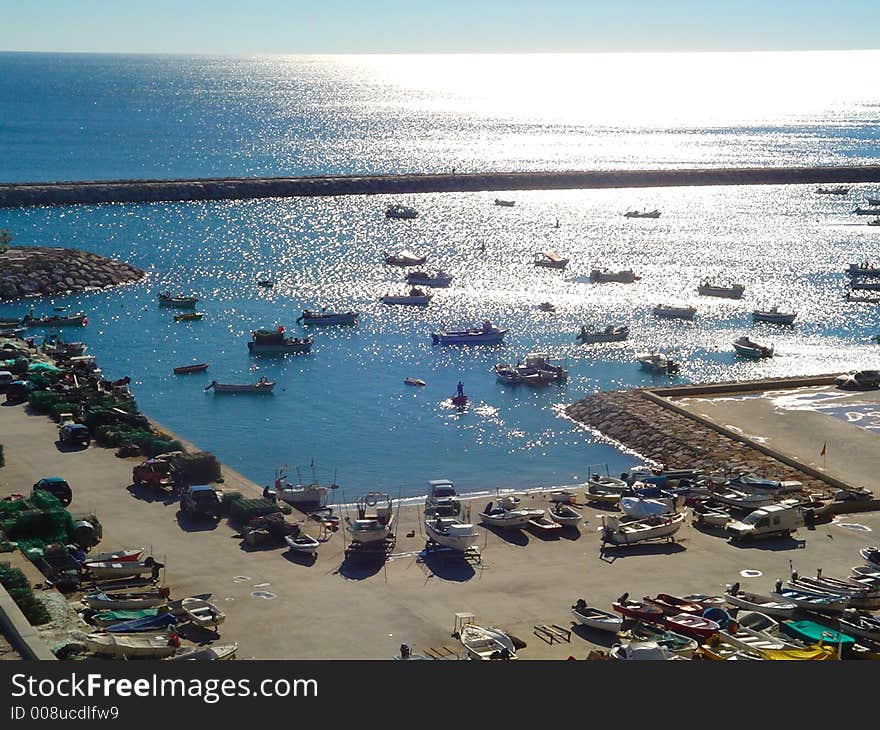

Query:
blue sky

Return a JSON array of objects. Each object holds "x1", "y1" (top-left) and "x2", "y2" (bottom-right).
[{"x1": 1, "y1": 0, "x2": 879, "y2": 54}]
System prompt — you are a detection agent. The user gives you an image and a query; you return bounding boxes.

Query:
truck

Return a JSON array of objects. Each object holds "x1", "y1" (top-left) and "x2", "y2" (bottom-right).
[
  {"x1": 179, "y1": 484, "x2": 223, "y2": 521},
  {"x1": 58, "y1": 413, "x2": 91, "y2": 447},
  {"x1": 132, "y1": 458, "x2": 178, "y2": 492},
  {"x1": 725, "y1": 504, "x2": 804, "y2": 541}
]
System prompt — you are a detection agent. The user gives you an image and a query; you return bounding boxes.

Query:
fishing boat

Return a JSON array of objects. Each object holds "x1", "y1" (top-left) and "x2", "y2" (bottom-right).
[
  {"x1": 25, "y1": 312, "x2": 88, "y2": 327},
  {"x1": 494, "y1": 199, "x2": 515, "y2": 207},
  {"x1": 296, "y1": 310, "x2": 359, "y2": 326},
  {"x1": 780, "y1": 620, "x2": 855, "y2": 651},
  {"x1": 459, "y1": 624, "x2": 517, "y2": 660},
  {"x1": 588, "y1": 474, "x2": 628, "y2": 493},
  {"x1": 570, "y1": 599, "x2": 623, "y2": 633},
  {"x1": 698, "y1": 281, "x2": 745, "y2": 299},
  {"x1": 770, "y1": 581, "x2": 849, "y2": 613},
  {"x1": 406, "y1": 270, "x2": 453, "y2": 288},
  {"x1": 576, "y1": 324, "x2": 629, "y2": 344},
  {"x1": 157, "y1": 292, "x2": 199, "y2": 308},
  {"x1": 643, "y1": 594, "x2": 703, "y2": 616},
  {"x1": 612, "y1": 594, "x2": 665, "y2": 623},
  {"x1": 383, "y1": 249, "x2": 426, "y2": 266},
  {"x1": 173, "y1": 312, "x2": 204, "y2": 322},
  {"x1": 167, "y1": 644, "x2": 239, "y2": 661},
  {"x1": 538, "y1": 302, "x2": 556, "y2": 313},
  {"x1": 84, "y1": 633, "x2": 177, "y2": 659},
  {"x1": 816, "y1": 186, "x2": 849, "y2": 195},
  {"x1": 620, "y1": 496, "x2": 677, "y2": 519},
  {"x1": 589, "y1": 268, "x2": 641, "y2": 284},
  {"x1": 850, "y1": 281, "x2": 880, "y2": 291},
  {"x1": 548, "y1": 503, "x2": 582, "y2": 527},
  {"x1": 385, "y1": 204, "x2": 418, "y2": 220},
  {"x1": 82, "y1": 548, "x2": 145, "y2": 564},
  {"x1": 752, "y1": 307, "x2": 796, "y2": 325},
  {"x1": 710, "y1": 489, "x2": 777, "y2": 511},
  {"x1": 205, "y1": 377, "x2": 275, "y2": 394},
  {"x1": 838, "y1": 609, "x2": 880, "y2": 642},
  {"x1": 664, "y1": 613, "x2": 720, "y2": 641},
  {"x1": 82, "y1": 590, "x2": 169, "y2": 611},
  {"x1": 599, "y1": 512, "x2": 685, "y2": 546},
  {"x1": 624, "y1": 209, "x2": 661, "y2": 218},
  {"x1": 182, "y1": 597, "x2": 226, "y2": 629},
  {"x1": 346, "y1": 493, "x2": 395, "y2": 544},
  {"x1": 513, "y1": 352, "x2": 568, "y2": 384},
  {"x1": 637, "y1": 352, "x2": 680, "y2": 375},
  {"x1": 533, "y1": 251, "x2": 569, "y2": 269},
  {"x1": 85, "y1": 560, "x2": 157, "y2": 580},
  {"x1": 432, "y1": 320, "x2": 506, "y2": 345},
  {"x1": 104, "y1": 612, "x2": 179, "y2": 634},
  {"x1": 284, "y1": 532, "x2": 321, "y2": 555},
  {"x1": 247, "y1": 327, "x2": 313, "y2": 354},
  {"x1": 609, "y1": 641, "x2": 685, "y2": 660},
  {"x1": 91, "y1": 608, "x2": 166, "y2": 627},
  {"x1": 424, "y1": 514, "x2": 480, "y2": 551},
  {"x1": 623, "y1": 623, "x2": 699, "y2": 658},
  {"x1": 653, "y1": 305, "x2": 696, "y2": 320},
  {"x1": 274, "y1": 466, "x2": 337, "y2": 508},
  {"x1": 847, "y1": 263, "x2": 880, "y2": 277},
  {"x1": 494, "y1": 363, "x2": 537, "y2": 385},
  {"x1": 478, "y1": 501, "x2": 536, "y2": 529},
  {"x1": 173, "y1": 363, "x2": 209, "y2": 375},
  {"x1": 404, "y1": 377, "x2": 426, "y2": 386},
  {"x1": 733, "y1": 336, "x2": 774, "y2": 358},
  {"x1": 379, "y1": 288, "x2": 432, "y2": 306}
]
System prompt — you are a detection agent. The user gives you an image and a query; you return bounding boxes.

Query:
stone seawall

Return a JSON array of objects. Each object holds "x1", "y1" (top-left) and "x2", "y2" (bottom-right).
[
  {"x1": 0, "y1": 247, "x2": 144, "y2": 300},
  {"x1": 565, "y1": 389, "x2": 831, "y2": 493},
  {"x1": 2, "y1": 164, "x2": 880, "y2": 208}
]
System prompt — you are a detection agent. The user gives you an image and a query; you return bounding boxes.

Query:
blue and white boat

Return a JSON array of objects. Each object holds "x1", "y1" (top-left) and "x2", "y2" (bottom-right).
[{"x1": 432, "y1": 320, "x2": 507, "y2": 345}]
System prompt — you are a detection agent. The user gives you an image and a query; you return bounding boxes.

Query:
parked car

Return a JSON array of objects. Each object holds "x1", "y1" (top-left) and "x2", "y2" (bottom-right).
[
  {"x1": 32, "y1": 477, "x2": 73, "y2": 507},
  {"x1": 58, "y1": 413, "x2": 90, "y2": 447},
  {"x1": 179, "y1": 485, "x2": 223, "y2": 520},
  {"x1": 132, "y1": 458, "x2": 178, "y2": 491},
  {"x1": 5, "y1": 379, "x2": 34, "y2": 403},
  {"x1": 836, "y1": 369, "x2": 880, "y2": 391}
]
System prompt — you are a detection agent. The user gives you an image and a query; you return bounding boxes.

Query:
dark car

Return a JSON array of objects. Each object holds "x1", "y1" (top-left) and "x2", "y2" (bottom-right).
[
  {"x1": 59, "y1": 423, "x2": 91, "y2": 447},
  {"x1": 179, "y1": 485, "x2": 223, "y2": 520},
  {"x1": 33, "y1": 477, "x2": 73, "y2": 507},
  {"x1": 5, "y1": 379, "x2": 34, "y2": 403}
]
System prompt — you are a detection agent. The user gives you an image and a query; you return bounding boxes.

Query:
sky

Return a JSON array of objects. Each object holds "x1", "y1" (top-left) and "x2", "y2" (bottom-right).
[{"x1": 1, "y1": 0, "x2": 879, "y2": 55}]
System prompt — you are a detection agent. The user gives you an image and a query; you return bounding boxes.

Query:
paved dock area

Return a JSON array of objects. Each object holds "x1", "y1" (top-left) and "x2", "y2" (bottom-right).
[
  {"x1": 674, "y1": 385, "x2": 880, "y2": 493},
  {"x1": 2, "y1": 400, "x2": 879, "y2": 659}
]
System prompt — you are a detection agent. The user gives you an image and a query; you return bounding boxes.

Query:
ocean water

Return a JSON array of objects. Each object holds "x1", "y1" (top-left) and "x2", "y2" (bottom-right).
[{"x1": 1, "y1": 51, "x2": 880, "y2": 498}]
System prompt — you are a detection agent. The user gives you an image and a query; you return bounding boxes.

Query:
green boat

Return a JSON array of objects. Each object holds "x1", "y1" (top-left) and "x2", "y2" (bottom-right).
[
  {"x1": 91, "y1": 608, "x2": 166, "y2": 627},
  {"x1": 781, "y1": 620, "x2": 855, "y2": 649}
]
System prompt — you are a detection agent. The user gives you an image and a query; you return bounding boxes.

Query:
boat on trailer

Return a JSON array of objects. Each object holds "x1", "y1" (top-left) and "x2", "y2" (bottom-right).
[
  {"x1": 346, "y1": 493, "x2": 395, "y2": 544},
  {"x1": 424, "y1": 513, "x2": 480, "y2": 552}
]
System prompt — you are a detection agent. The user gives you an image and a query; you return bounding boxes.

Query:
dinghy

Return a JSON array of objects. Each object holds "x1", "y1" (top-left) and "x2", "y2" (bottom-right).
[
  {"x1": 459, "y1": 624, "x2": 517, "y2": 660},
  {"x1": 570, "y1": 599, "x2": 623, "y2": 633},
  {"x1": 284, "y1": 532, "x2": 321, "y2": 555},
  {"x1": 173, "y1": 363, "x2": 209, "y2": 375},
  {"x1": 91, "y1": 608, "x2": 166, "y2": 627},
  {"x1": 181, "y1": 597, "x2": 226, "y2": 628},
  {"x1": 575, "y1": 324, "x2": 629, "y2": 344},
  {"x1": 733, "y1": 335, "x2": 774, "y2": 358},
  {"x1": 85, "y1": 633, "x2": 177, "y2": 659},
  {"x1": 533, "y1": 251, "x2": 569, "y2": 269},
  {"x1": 379, "y1": 288, "x2": 432, "y2": 306},
  {"x1": 406, "y1": 270, "x2": 453, "y2": 288},
  {"x1": 724, "y1": 584, "x2": 798, "y2": 618},
  {"x1": 646, "y1": 594, "x2": 704, "y2": 615},
  {"x1": 663, "y1": 613, "x2": 720, "y2": 641},
  {"x1": 609, "y1": 641, "x2": 684, "y2": 660},
  {"x1": 589, "y1": 268, "x2": 640, "y2": 284},
  {"x1": 612, "y1": 594, "x2": 665, "y2": 623},
  {"x1": 158, "y1": 292, "x2": 199, "y2": 308},
  {"x1": 600, "y1": 512, "x2": 685, "y2": 546},
  {"x1": 296, "y1": 310, "x2": 359, "y2": 326},
  {"x1": 82, "y1": 590, "x2": 169, "y2": 611},
  {"x1": 527, "y1": 513, "x2": 563, "y2": 534},
  {"x1": 205, "y1": 377, "x2": 275, "y2": 394},
  {"x1": 548, "y1": 489, "x2": 577, "y2": 504},
  {"x1": 698, "y1": 282, "x2": 745, "y2": 299},
  {"x1": 167, "y1": 643, "x2": 238, "y2": 661},
  {"x1": 104, "y1": 612, "x2": 179, "y2": 634},
  {"x1": 548, "y1": 503, "x2": 581, "y2": 527}
]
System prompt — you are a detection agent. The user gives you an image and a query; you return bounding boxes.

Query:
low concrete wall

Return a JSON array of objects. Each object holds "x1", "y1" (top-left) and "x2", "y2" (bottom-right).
[
  {"x1": 3, "y1": 164, "x2": 880, "y2": 208},
  {"x1": 650, "y1": 374, "x2": 839, "y2": 398},
  {"x1": 0, "y1": 583, "x2": 56, "y2": 660}
]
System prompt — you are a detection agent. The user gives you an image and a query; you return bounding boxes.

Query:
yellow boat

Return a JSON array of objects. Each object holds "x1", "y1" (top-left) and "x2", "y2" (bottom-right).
[
  {"x1": 758, "y1": 646, "x2": 837, "y2": 661},
  {"x1": 174, "y1": 312, "x2": 204, "y2": 322}
]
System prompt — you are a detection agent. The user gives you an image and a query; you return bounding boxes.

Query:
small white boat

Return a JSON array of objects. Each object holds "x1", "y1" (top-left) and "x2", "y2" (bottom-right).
[
  {"x1": 274, "y1": 467, "x2": 336, "y2": 508},
  {"x1": 735, "y1": 611, "x2": 780, "y2": 634},
  {"x1": 205, "y1": 377, "x2": 275, "y2": 394},
  {"x1": 733, "y1": 335, "x2": 774, "y2": 358},
  {"x1": 85, "y1": 560, "x2": 157, "y2": 579},
  {"x1": 380, "y1": 288, "x2": 432, "y2": 306},
  {"x1": 346, "y1": 492, "x2": 395, "y2": 544},
  {"x1": 383, "y1": 249, "x2": 425, "y2": 266},
  {"x1": 548, "y1": 489, "x2": 577, "y2": 504},
  {"x1": 711, "y1": 489, "x2": 777, "y2": 511},
  {"x1": 575, "y1": 324, "x2": 629, "y2": 344},
  {"x1": 533, "y1": 251, "x2": 569, "y2": 269},
  {"x1": 571, "y1": 599, "x2": 623, "y2": 633},
  {"x1": 296, "y1": 310, "x2": 359, "y2": 326},
  {"x1": 424, "y1": 515, "x2": 480, "y2": 552},
  {"x1": 698, "y1": 281, "x2": 745, "y2": 299},
  {"x1": 609, "y1": 641, "x2": 684, "y2": 660},
  {"x1": 167, "y1": 643, "x2": 238, "y2": 661},
  {"x1": 85, "y1": 633, "x2": 177, "y2": 659},
  {"x1": 752, "y1": 307, "x2": 796, "y2": 325},
  {"x1": 479, "y1": 501, "x2": 535, "y2": 529},
  {"x1": 284, "y1": 532, "x2": 321, "y2": 554},
  {"x1": 769, "y1": 581, "x2": 849, "y2": 613},
  {"x1": 432, "y1": 320, "x2": 507, "y2": 345},
  {"x1": 385, "y1": 205, "x2": 418, "y2": 220},
  {"x1": 619, "y1": 496, "x2": 677, "y2": 519},
  {"x1": 599, "y1": 512, "x2": 685, "y2": 546},
  {"x1": 720, "y1": 625, "x2": 799, "y2": 653},
  {"x1": 548, "y1": 503, "x2": 582, "y2": 527},
  {"x1": 82, "y1": 548, "x2": 145, "y2": 564},
  {"x1": 589, "y1": 268, "x2": 640, "y2": 284},
  {"x1": 515, "y1": 352, "x2": 568, "y2": 383},
  {"x1": 182, "y1": 597, "x2": 226, "y2": 628},
  {"x1": 247, "y1": 328, "x2": 313, "y2": 355},
  {"x1": 459, "y1": 624, "x2": 517, "y2": 660},
  {"x1": 404, "y1": 377, "x2": 426, "y2": 386},
  {"x1": 637, "y1": 352, "x2": 680, "y2": 375},
  {"x1": 406, "y1": 270, "x2": 453, "y2": 288},
  {"x1": 653, "y1": 305, "x2": 696, "y2": 320},
  {"x1": 527, "y1": 513, "x2": 563, "y2": 533}
]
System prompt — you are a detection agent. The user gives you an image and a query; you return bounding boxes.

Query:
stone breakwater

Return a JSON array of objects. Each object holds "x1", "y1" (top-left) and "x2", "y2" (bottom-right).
[
  {"x1": 565, "y1": 389, "x2": 830, "y2": 493},
  {"x1": 2, "y1": 164, "x2": 880, "y2": 208},
  {"x1": 0, "y1": 247, "x2": 145, "y2": 300}
]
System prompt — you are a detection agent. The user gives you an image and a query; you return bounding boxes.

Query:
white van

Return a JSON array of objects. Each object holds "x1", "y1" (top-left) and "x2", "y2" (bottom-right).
[{"x1": 726, "y1": 504, "x2": 804, "y2": 540}]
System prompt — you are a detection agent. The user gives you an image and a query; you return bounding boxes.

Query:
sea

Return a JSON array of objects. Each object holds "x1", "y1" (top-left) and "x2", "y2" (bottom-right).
[{"x1": 1, "y1": 50, "x2": 879, "y2": 500}]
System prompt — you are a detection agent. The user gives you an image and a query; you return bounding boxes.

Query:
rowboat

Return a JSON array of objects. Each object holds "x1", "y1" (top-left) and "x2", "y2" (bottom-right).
[
  {"x1": 85, "y1": 633, "x2": 177, "y2": 659},
  {"x1": 589, "y1": 268, "x2": 641, "y2": 284},
  {"x1": 432, "y1": 320, "x2": 506, "y2": 345},
  {"x1": 609, "y1": 641, "x2": 684, "y2": 660},
  {"x1": 527, "y1": 513, "x2": 563, "y2": 533},
  {"x1": 752, "y1": 307, "x2": 796, "y2": 325},
  {"x1": 91, "y1": 608, "x2": 166, "y2": 627},
  {"x1": 533, "y1": 251, "x2": 568, "y2": 269},
  {"x1": 653, "y1": 305, "x2": 696, "y2": 320},
  {"x1": 724, "y1": 584, "x2": 798, "y2": 618},
  {"x1": 167, "y1": 643, "x2": 239, "y2": 661},
  {"x1": 697, "y1": 638, "x2": 763, "y2": 661},
  {"x1": 380, "y1": 288, "x2": 432, "y2": 306},
  {"x1": 612, "y1": 595, "x2": 665, "y2": 623},
  {"x1": 548, "y1": 503, "x2": 582, "y2": 527},
  {"x1": 296, "y1": 310, "x2": 359, "y2": 326},
  {"x1": 459, "y1": 624, "x2": 517, "y2": 660},
  {"x1": 789, "y1": 574, "x2": 880, "y2": 610},
  {"x1": 548, "y1": 489, "x2": 577, "y2": 504},
  {"x1": 570, "y1": 599, "x2": 623, "y2": 633},
  {"x1": 664, "y1": 613, "x2": 719, "y2": 641},
  {"x1": 623, "y1": 622, "x2": 699, "y2": 658},
  {"x1": 385, "y1": 205, "x2": 418, "y2": 220},
  {"x1": 681, "y1": 594, "x2": 728, "y2": 610},
  {"x1": 576, "y1": 324, "x2": 629, "y2": 344},
  {"x1": 637, "y1": 352, "x2": 680, "y2": 374},
  {"x1": 104, "y1": 612, "x2": 179, "y2": 634},
  {"x1": 698, "y1": 282, "x2": 745, "y2": 299},
  {"x1": 735, "y1": 611, "x2": 779, "y2": 634},
  {"x1": 719, "y1": 624, "x2": 799, "y2": 653},
  {"x1": 82, "y1": 548, "x2": 144, "y2": 564},
  {"x1": 600, "y1": 512, "x2": 685, "y2": 546},
  {"x1": 182, "y1": 597, "x2": 226, "y2": 629},
  {"x1": 158, "y1": 292, "x2": 198, "y2": 308},
  {"x1": 85, "y1": 560, "x2": 157, "y2": 579},
  {"x1": 494, "y1": 199, "x2": 515, "y2": 207},
  {"x1": 247, "y1": 328, "x2": 313, "y2": 354},
  {"x1": 174, "y1": 312, "x2": 204, "y2": 322},
  {"x1": 588, "y1": 474, "x2": 628, "y2": 493},
  {"x1": 646, "y1": 593, "x2": 704, "y2": 615},
  {"x1": 780, "y1": 620, "x2": 855, "y2": 650},
  {"x1": 173, "y1": 363, "x2": 209, "y2": 374},
  {"x1": 383, "y1": 249, "x2": 425, "y2": 266},
  {"x1": 733, "y1": 335, "x2": 773, "y2": 358},
  {"x1": 82, "y1": 590, "x2": 169, "y2": 611},
  {"x1": 624, "y1": 209, "x2": 660, "y2": 218},
  {"x1": 770, "y1": 582, "x2": 849, "y2": 613},
  {"x1": 205, "y1": 377, "x2": 275, "y2": 394},
  {"x1": 424, "y1": 515, "x2": 480, "y2": 551},
  {"x1": 406, "y1": 270, "x2": 453, "y2": 288},
  {"x1": 284, "y1": 532, "x2": 321, "y2": 555}
]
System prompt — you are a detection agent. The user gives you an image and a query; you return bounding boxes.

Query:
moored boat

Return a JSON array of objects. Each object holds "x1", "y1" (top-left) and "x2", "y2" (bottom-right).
[
  {"x1": 383, "y1": 249, "x2": 425, "y2": 266},
  {"x1": 624, "y1": 209, "x2": 660, "y2": 218},
  {"x1": 385, "y1": 204, "x2": 418, "y2": 220},
  {"x1": 637, "y1": 352, "x2": 680, "y2": 375},
  {"x1": 653, "y1": 305, "x2": 696, "y2": 320},
  {"x1": 733, "y1": 335, "x2": 774, "y2": 358},
  {"x1": 816, "y1": 186, "x2": 849, "y2": 195},
  {"x1": 752, "y1": 307, "x2": 796, "y2": 325},
  {"x1": 205, "y1": 377, "x2": 275, "y2": 394},
  {"x1": 494, "y1": 199, "x2": 515, "y2": 207},
  {"x1": 589, "y1": 268, "x2": 640, "y2": 284},
  {"x1": 698, "y1": 281, "x2": 745, "y2": 299},
  {"x1": 104, "y1": 612, "x2": 179, "y2": 634},
  {"x1": 533, "y1": 251, "x2": 569, "y2": 269},
  {"x1": 173, "y1": 363, "x2": 209, "y2": 375},
  {"x1": 432, "y1": 320, "x2": 506, "y2": 345},
  {"x1": 247, "y1": 327, "x2": 313, "y2": 354},
  {"x1": 780, "y1": 620, "x2": 855, "y2": 651},
  {"x1": 514, "y1": 352, "x2": 568, "y2": 384},
  {"x1": 847, "y1": 262, "x2": 880, "y2": 278},
  {"x1": 380, "y1": 288, "x2": 432, "y2": 306},
  {"x1": 296, "y1": 309, "x2": 359, "y2": 326},
  {"x1": 158, "y1": 292, "x2": 199, "y2": 308},
  {"x1": 24, "y1": 312, "x2": 88, "y2": 327},
  {"x1": 479, "y1": 501, "x2": 536, "y2": 529},
  {"x1": 173, "y1": 312, "x2": 204, "y2": 322},
  {"x1": 82, "y1": 548, "x2": 145, "y2": 564},
  {"x1": 405, "y1": 270, "x2": 453, "y2": 288},
  {"x1": 576, "y1": 324, "x2": 629, "y2": 344}
]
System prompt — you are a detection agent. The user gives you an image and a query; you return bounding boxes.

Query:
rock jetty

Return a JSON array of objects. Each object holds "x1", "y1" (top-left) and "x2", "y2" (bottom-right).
[{"x1": 0, "y1": 247, "x2": 144, "y2": 301}]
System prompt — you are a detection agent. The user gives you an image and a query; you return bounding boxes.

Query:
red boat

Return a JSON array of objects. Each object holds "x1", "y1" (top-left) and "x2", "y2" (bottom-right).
[
  {"x1": 645, "y1": 593, "x2": 704, "y2": 615},
  {"x1": 173, "y1": 363, "x2": 209, "y2": 375},
  {"x1": 663, "y1": 613, "x2": 719, "y2": 641},
  {"x1": 612, "y1": 594, "x2": 665, "y2": 623}
]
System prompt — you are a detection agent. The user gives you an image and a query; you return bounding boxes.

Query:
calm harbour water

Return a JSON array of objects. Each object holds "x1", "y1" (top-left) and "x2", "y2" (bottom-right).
[{"x1": 1, "y1": 52, "x2": 879, "y2": 498}]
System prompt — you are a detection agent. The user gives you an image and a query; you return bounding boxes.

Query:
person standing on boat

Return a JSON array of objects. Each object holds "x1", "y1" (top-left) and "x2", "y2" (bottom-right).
[{"x1": 457, "y1": 381, "x2": 464, "y2": 398}]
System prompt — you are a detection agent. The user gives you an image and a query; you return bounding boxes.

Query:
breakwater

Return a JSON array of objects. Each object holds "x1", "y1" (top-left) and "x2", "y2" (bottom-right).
[{"x1": 2, "y1": 164, "x2": 880, "y2": 208}]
